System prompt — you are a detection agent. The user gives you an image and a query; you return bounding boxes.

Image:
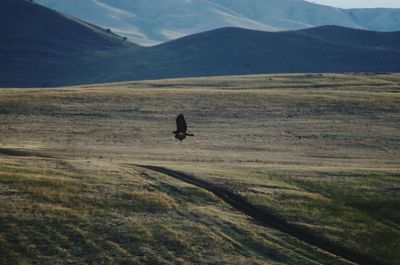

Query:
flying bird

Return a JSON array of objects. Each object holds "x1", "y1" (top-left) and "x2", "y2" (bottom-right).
[{"x1": 173, "y1": 114, "x2": 194, "y2": 141}]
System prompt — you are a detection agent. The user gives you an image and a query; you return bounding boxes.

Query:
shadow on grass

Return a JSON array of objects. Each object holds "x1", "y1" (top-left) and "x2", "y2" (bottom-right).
[{"x1": 0, "y1": 148, "x2": 50, "y2": 158}]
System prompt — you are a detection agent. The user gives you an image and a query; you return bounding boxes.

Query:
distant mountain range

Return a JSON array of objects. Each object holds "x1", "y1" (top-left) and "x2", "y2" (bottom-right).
[
  {"x1": 2, "y1": 0, "x2": 400, "y2": 88},
  {"x1": 35, "y1": 0, "x2": 400, "y2": 46}
]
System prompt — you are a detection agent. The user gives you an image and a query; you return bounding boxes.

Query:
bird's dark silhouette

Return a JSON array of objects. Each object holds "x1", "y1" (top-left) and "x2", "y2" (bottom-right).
[{"x1": 173, "y1": 114, "x2": 194, "y2": 141}]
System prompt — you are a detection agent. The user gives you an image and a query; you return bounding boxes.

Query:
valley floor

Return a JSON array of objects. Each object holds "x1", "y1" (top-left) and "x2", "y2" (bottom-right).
[{"x1": 0, "y1": 73, "x2": 399, "y2": 264}]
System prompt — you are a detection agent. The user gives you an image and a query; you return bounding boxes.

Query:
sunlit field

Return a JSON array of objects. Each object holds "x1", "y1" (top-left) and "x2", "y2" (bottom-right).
[{"x1": 0, "y1": 73, "x2": 399, "y2": 264}]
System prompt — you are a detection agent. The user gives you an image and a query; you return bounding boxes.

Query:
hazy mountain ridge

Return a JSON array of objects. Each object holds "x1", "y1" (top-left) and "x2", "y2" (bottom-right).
[{"x1": 35, "y1": 0, "x2": 400, "y2": 46}]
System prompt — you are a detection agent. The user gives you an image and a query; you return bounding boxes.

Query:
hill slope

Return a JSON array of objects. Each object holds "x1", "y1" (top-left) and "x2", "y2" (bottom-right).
[
  {"x1": 35, "y1": 0, "x2": 400, "y2": 45},
  {"x1": 0, "y1": 0, "x2": 134, "y2": 87},
  {"x1": 1, "y1": 74, "x2": 400, "y2": 264},
  {"x1": 127, "y1": 26, "x2": 400, "y2": 79}
]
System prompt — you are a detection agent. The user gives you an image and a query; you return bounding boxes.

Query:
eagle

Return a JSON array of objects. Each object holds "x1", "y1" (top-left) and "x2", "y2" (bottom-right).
[{"x1": 173, "y1": 114, "x2": 194, "y2": 141}]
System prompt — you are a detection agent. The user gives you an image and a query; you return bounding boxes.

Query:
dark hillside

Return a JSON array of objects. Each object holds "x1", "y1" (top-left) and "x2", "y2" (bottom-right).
[
  {"x1": 0, "y1": 0, "x2": 135, "y2": 87},
  {"x1": 137, "y1": 26, "x2": 400, "y2": 78}
]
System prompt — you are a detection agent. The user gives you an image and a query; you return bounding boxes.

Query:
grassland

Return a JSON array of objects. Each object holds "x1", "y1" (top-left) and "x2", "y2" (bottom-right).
[{"x1": 0, "y1": 73, "x2": 399, "y2": 264}]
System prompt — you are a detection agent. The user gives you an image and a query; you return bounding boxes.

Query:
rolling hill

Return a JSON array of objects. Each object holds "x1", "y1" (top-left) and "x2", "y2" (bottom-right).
[
  {"x1": 35, "y1": 0, "x2": 400, "y2": 45},
  {"x1": 0, "y1": 0, "x2": 135, "y2": 87},
  {"x1": 2, "y1": 0, "x2": 400, "y2": 88},
  {"x1": 118, "y1": 26, "x2": 400, "y2": 80}
]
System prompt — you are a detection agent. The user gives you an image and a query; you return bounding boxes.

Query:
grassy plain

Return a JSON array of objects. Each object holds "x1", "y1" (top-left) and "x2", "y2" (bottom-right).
[{"x1": 0, "y1": 73, "x2": 399, "y2": 264}]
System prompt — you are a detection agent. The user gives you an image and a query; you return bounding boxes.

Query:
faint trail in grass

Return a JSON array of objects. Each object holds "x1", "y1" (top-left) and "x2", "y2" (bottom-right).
[{"x1": 136, "y1": 165, "x2": 386, "y2": 265}]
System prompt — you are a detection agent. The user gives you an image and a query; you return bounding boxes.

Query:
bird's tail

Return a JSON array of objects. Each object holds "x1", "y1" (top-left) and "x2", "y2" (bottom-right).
[{"x1": 186, "y1": 133, "x2": 194, "y2": 137}]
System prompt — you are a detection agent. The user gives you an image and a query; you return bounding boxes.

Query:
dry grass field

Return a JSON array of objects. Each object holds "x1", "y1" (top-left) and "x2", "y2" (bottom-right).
[{"x1": 0, "y1": 73, "x2": 399, "y2": 264}]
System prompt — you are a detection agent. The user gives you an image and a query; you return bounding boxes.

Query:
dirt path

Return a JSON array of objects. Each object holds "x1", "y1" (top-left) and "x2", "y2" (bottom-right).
[{"x1": 137, "y1": 165, "x2": 385, "y2": 265}]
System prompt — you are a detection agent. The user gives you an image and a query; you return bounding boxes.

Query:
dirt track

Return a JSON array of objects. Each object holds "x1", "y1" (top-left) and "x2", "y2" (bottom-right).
[{"x1": 138, "y1": 165, "x2": 385, "y2": 265}]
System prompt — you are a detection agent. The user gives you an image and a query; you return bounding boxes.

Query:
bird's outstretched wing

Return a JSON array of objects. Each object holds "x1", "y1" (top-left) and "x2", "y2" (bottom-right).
[{"x1": 176, "y1": 114, "x2": 187, "y2": 133}]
